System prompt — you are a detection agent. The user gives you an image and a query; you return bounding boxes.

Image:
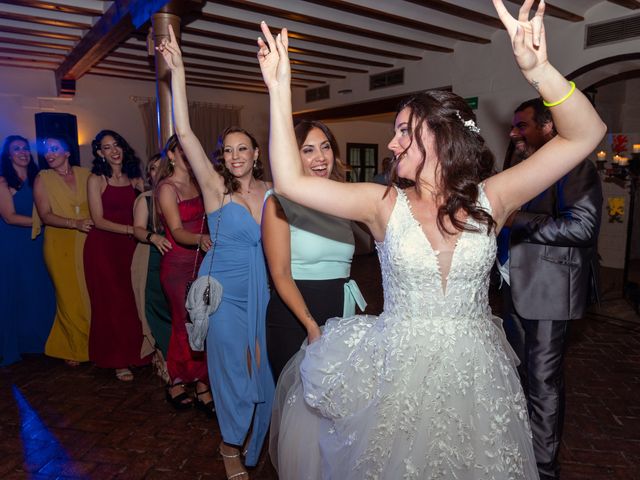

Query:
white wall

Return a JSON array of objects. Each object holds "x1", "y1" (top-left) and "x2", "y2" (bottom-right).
[{"x1": 0, "y1": 68, "x2": 269, "y2": 168}]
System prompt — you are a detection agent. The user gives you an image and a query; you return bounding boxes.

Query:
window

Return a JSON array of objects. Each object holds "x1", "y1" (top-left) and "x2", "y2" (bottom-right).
[{"x1": 346, "y1": 143, "x2": 378, "y2": 182}]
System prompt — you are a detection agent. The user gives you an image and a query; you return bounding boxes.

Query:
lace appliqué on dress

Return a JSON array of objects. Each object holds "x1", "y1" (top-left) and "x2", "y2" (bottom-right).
[{"x1": 272, "y1": 185, "x2": 538, "y2": 480}]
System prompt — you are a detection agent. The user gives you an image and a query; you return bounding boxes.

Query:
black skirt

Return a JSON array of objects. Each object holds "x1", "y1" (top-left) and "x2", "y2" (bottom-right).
[{"x1": 266, "y1": 278, "x2": 347, "y2": 382}]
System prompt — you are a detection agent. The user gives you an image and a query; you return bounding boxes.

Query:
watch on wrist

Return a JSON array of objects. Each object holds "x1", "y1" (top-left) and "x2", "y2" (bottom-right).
[{"x1": 146, "y1": 231, "x2": 153, "y2": 242}]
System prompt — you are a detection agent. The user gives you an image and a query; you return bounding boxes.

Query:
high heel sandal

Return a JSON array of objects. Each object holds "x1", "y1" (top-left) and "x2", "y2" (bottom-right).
[
  {"x1": 165, "y1": 383, "x2": 193, "y2": 410},
  {"x1": 194, "y1": 385, "x2": 216, "y2": 418},
  {"x1": 219, "y1": 445, "x2": 249, "y2": 480}
]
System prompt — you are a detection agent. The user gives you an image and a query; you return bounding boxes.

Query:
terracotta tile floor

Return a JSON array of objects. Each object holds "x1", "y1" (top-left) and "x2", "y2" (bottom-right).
[{"x1": 1, "y1": 255, "x2": 639, "y2": 479}]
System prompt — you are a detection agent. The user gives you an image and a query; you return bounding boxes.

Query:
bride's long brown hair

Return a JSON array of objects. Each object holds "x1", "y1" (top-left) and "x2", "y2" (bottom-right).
[{"x1": 388, "y1": 90, "x2": 496, "y2": 235}]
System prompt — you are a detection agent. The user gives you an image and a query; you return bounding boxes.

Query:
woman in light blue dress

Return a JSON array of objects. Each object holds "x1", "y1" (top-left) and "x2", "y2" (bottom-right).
[
  {"x1": 158, "y1": 28, "x2": 274, "y2": 480},
  {"x1": 0, "y1": 135, "x2": 55, "y2": 366}
]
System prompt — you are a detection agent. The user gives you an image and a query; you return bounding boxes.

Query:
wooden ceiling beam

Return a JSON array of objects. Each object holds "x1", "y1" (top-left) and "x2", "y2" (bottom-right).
[
  {"x1": 0, "y1": 60, "x2": 55, "y2": 71},
  {"x1": 89, "y1": 68, "x2": 268, "y2": 94},
  {"x1": 0, "y1": 46, "x2": 65, "y2": 59},
  {"x1": 182, "y1": 27, "x2": 393, "y2": 67},
  {"x1": 119, "y1": 40, "x2": 368, "y2": 74},
  {"x1": 205, "y1": 0, "x2": 450, "y2": 53},
  {"x1": 607, "y1": 0, "x2": 640, "y2": 8},
  {"x1": 107, "y1": 51, "x2": 315, "y2": 86},
  {"x1": 505, "y1": 0, "x2": 583, "y2": 22},
  {"x1": 0, "y1": 25, "x2": 80, "y2": 41},
  {"x1": 0, "y1": 54, "x2": 58, "y2": 67},
  {"x1": 181, "y1": 40, "x2": 369, "y2": 73},
  {"x1": 0, "y1": 0, "x2": 102, "y2": 16},
  {"x1": 107, "y1": 50, "x2": 327, "y2": 83},
  {"x1": 293, "y1": 86, "x2": 452, "y2": 121},
  {"x1": 54, "y1": 0, "x2": 171, "y2": 93},
  {"x1": 301, "y1": 0, "x2": 490, "y2": 44},
  {"x1": 198, "y1": 14, "x2": 426, "y2": 59},
  {"x1": 109, "y1": 52, "x2": 338, "y2": 79},
  {"x1": 0, "y1": 11, "x2": 91, "y2": 29},
  {"x1": 403, "y1": 1, "x2": 503, "y2": 29},
  {"x1": 0, "y1": 35, "x2": 71, "y2": 51}
]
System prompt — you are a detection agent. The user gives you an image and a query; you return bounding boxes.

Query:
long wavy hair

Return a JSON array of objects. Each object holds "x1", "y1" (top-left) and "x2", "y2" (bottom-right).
[
  {"x1": 91, "y1": 129, "x2": 142, "y2": 179},
  {"x1": 1, "y1": 135, "x2": 38, "y2": 189},
  {"x1": 152, "y1": 135, "x2": 200, "y2": 232},
  {"x1": 389, "y1": 90, "x2": 496, "y2": 235},
  {"x1": 213, "y1": 126, "x2": 264, "y2": 193},
  {"x1": 294, "y1": 120, "x2": 346, "y2": 182},
  {"x1": 37, "y1": 134, "x2": 79, "y2": 170}
]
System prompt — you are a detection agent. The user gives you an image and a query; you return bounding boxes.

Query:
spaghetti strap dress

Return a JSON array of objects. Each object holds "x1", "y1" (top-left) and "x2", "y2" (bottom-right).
[
  {"x1": 131, "y1": 191, "x2": 172, "y2": 357},
  {"x1": 159, "y1": 186, "x2": 209, "y2": 384},
  {"x1": 0, "y1": 181, "x2": 55, "y2": 366},
  {"x1": 85, "y1": 183, "x2": 150, "y2": 368},
  {"x1": 199, "y1": 195, "x2": 274, "y2": 467}
]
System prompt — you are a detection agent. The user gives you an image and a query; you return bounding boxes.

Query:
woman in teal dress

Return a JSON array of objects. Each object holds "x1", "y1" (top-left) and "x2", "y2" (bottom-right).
[
  {"x1": 0, "y1": 135, "x2": 55, "y2": 366},
  {"x1": 158, "y1": 28, "x2": 274, "y2": 480},
  {"x1": 262, "y1": 120, "x2": 366, "y2": 381}
]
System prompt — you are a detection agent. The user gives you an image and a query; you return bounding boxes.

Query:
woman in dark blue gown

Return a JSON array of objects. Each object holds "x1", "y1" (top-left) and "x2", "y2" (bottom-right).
[{"x1": 0, "y1": 135, "x2": 55, "y2": 366}]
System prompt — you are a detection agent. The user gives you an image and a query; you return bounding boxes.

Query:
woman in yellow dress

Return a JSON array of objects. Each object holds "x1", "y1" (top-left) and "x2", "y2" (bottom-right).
[{"x1": 33, "y1": 135, "x2": 93, "y2": 365}]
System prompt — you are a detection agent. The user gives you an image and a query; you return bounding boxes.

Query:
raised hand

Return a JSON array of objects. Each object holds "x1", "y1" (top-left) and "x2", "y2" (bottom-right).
[
  {"x1": 257, "y1": 21, "x2": 290, "y2": 90},
  {"x1": 493, "y1": 0, "x2": 548, "y2": 76},
  {"x1": 156, "y1": 24, "x2": 184, "y2": 72}
]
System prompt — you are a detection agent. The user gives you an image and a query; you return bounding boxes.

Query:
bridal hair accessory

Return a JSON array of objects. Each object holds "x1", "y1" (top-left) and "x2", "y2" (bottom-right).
[{"x1": 455, "y1": 111, "x2": 481, "y2": 134}]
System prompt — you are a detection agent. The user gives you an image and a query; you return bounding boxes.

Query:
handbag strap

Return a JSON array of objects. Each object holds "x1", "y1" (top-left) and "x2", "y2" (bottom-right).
[
  {"x1": 190, "y1": 209, "x2": 207, "y2": 281},
  {"x1": 204, "y1": 194, "x2": 225, "y2": 277}
]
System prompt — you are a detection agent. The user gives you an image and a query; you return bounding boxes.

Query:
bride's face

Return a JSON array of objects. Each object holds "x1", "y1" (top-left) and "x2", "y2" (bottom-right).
[{"x1": 388, "y1": 108, "x2": 437, "y2": 180}]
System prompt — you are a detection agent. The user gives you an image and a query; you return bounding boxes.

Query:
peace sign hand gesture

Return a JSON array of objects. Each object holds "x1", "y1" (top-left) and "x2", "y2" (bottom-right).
[
  {"x1": 257, "y1": 21, "x2": 290, "y2": 90},
  {"x1": 493, "y1": 0, "x2": 548, "y2": 76},
  {"x1": 156, "y1": 24, "x2": 184, "y2": 72}
]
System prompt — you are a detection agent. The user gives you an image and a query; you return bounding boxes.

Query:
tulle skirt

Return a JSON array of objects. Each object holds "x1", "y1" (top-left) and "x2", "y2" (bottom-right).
[{"x1": 270, "y1": 311, "x2": 539, "y2": 480}]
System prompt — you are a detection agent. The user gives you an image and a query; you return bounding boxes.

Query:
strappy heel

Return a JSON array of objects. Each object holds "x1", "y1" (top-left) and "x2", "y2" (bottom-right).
[
  {"x1": 194, "y1": 384, "x2": 216, "y2": 418},
  {"x1": 219, "y1": 444, "x2": 249, "y2": 479},
  {"x1": 165, "y1": 383, "x2": 193, "y2": 410}
]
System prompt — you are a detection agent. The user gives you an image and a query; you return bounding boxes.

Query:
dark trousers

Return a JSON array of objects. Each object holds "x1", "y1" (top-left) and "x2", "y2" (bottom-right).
[{"x1": 502, "y1": 283, "x2": 570, "y2": 480}]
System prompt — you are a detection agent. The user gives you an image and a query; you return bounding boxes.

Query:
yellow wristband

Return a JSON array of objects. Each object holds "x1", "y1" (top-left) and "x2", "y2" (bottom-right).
[{"x1": 543, "y1": 81, "x2": 576, "y2": 108}]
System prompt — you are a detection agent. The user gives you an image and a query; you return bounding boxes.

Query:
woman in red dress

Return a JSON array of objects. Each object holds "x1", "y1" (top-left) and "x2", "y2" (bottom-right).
[
  {"x1": 85, "y1": 130, "x2": 150, "y2": 381},
  {"x1": 156, "y1": 135, "x2": 214, "y2": 415}
]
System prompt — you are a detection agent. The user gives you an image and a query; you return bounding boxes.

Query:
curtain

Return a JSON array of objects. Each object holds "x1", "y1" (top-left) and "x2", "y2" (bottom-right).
[
  {"x1": 134, "y1": 97, "x2": 159, "y2": 161},
  {"x1": 188, "y1": 101, "x2": 240, "y2": 160},
  {"x1": 133, "y1": 96, "x2": 241, "y2": 163}
]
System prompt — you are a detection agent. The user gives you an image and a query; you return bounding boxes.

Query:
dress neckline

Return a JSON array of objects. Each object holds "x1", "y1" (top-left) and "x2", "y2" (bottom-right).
[{"x1": 398, "y1": 189, "x2": 468, "y2": 298}]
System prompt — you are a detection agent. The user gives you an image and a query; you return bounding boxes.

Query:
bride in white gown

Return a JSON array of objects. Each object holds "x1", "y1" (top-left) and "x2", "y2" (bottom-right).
[{"x1": 258, "y1": 1, "x2": 606, "y2": 479}]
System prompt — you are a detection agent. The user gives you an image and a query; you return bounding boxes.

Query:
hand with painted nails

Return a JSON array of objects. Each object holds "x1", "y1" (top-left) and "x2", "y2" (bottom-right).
[
  {"x1": 493, "y1": 0, "x2": 548, "y2": 75},
  {"x1": 157, "y1": 24, "x2": 184, "y2": 72},
  {"x1": 257, "y1": 21, "x2": 290, "y2": 90}
]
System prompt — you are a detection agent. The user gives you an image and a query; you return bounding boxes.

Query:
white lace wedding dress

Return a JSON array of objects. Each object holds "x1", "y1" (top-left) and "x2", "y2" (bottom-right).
[{"x1": 270, "y1": 187, "x2": 539, "y2": 480}]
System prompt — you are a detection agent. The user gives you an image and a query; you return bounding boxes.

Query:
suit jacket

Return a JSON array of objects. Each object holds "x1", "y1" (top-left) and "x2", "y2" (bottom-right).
[{"x1": 508, "y1": 159, "x2": 602, "y2": 320}]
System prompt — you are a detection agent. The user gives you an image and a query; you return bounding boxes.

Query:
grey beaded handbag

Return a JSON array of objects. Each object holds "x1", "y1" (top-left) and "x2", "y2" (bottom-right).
[{"x1": 185, "y1": 194, "x2": 224, "y2": 351}]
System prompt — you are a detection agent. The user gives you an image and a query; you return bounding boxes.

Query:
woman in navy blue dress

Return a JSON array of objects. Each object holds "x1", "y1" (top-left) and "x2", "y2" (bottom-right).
[{"x1": 0, "y1": 135, "x2": 55, "y2": 365}]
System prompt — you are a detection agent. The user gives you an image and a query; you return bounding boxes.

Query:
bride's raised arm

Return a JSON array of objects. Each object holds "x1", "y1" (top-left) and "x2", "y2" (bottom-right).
[
  {"x1": 485, "y1": 0, "x2": 606, "y2": 224},
  {"x1": 157, "y1": 25, "x2": 224, "y2": 211},
  {"x1": 257, "y1": 23, "x2": 388, "y2": 238}
]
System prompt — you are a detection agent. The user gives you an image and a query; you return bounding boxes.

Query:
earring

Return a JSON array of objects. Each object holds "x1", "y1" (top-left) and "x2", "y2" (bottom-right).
[
  {"x1": 169, "y1": 160, "x2": 175, "y2": 168},
  {"x1": 253, "y1": 160, "x2": 257, "y2": 168}
]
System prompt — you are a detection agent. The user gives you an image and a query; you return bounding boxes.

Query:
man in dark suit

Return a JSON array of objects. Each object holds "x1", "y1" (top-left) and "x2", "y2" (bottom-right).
[{"x1": 498, "y1": 98, "x2": 602, "y2": 480}]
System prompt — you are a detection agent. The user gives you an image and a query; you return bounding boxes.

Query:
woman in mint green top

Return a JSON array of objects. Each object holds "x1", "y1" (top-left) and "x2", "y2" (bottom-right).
[{"x1": 262, "y1": 120, "x2": 366, "y2": 381}]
